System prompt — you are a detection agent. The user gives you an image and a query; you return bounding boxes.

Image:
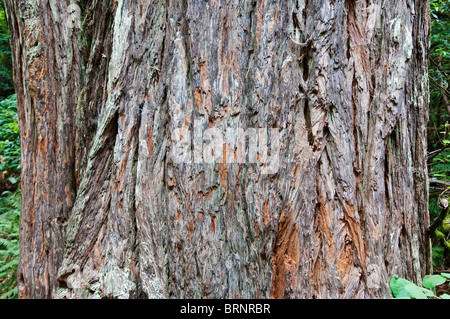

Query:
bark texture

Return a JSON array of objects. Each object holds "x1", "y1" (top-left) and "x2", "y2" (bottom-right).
[{"x1": 6, "y1": 0, "x2": 430, "y2": 299}]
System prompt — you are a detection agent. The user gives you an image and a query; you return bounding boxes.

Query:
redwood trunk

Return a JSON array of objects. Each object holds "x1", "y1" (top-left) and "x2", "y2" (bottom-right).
[{"x1": 6, "y1": 0, "x2": 431, "y2": 299}]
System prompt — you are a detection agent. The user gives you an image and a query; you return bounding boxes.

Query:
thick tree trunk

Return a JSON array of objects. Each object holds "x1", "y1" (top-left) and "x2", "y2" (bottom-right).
[{"x1": 6, "y1": 0, "x2": 430, "y2": 299}]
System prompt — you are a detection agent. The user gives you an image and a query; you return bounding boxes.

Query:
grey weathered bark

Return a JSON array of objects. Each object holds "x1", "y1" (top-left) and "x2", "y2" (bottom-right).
[{"x1": 6, "y1": 0, "x2": 430, "y2": 299}]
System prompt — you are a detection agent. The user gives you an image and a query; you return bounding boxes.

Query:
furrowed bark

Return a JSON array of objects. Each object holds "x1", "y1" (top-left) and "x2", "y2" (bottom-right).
[
  {"x1": 6, "y1": 0, "x2": 431, "y2": 299},
  {"x1": 5, "y1": 0, "x2": 82, "y2": 298}
]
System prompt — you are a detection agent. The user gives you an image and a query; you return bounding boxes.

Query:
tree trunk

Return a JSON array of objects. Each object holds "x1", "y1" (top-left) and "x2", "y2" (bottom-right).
[{"x1": 6, "y1": 0, "x2": 431, "y2": 299}]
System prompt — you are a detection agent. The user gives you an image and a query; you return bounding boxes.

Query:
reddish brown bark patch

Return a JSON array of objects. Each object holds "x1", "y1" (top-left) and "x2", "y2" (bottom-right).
[{"x1": 270, "y1": 208, "x2": 300, "y2": 299}]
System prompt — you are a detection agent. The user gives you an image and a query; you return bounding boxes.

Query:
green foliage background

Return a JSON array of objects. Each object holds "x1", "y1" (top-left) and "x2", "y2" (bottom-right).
[
  {"x1": 0, "y1": 190, "x2": 19, "y2": 299},
  {"x1": 0, "y1": 0, "x2": 19, "y2": 299},
  {"x1": 0, "y1": 0, "x2": 13, "y2": 97},
  {"x1": 428, "y1": 0, "x2": 450, "y2": 272}
]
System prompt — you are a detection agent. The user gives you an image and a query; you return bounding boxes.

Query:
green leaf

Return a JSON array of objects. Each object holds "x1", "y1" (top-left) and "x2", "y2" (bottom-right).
[
  {"x1": 433, "y1": 173, "x2": 447, "y2": 177},
  {"x1": 423, "y1": 275, "x2": 447, "y2": 288},
  {"x1": 6, "y1": 176, "x2": 17, "y2": 184},
  {"x1": 390, "y1": 275, "x2": 417, "y2": 299},
  {"x1": 440, "y1": 273, "x2": 450, "y2": 279},
  {"x1": 441, "y1": 294, "x2": 450, "y2": 299},
  {"x1": 419, "y1": 287, "x2": 436, "y2": 297},
  {"x1": 390, "y1": 275, "x2": 434, "y2": 299},
  {"x1": 404, "y1": 284, "x2": 428, "y2": 299}
]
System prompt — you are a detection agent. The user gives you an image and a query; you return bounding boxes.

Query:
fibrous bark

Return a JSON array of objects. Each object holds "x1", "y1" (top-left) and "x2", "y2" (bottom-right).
[{"x1": 6, "y1": 0, "x2": 431, "y2": 299}]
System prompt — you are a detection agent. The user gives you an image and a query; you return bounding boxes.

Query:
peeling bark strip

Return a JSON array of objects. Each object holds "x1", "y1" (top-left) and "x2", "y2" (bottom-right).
[{"x1": 6, "y1": 0, "x2": 430, "y2": 299}]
